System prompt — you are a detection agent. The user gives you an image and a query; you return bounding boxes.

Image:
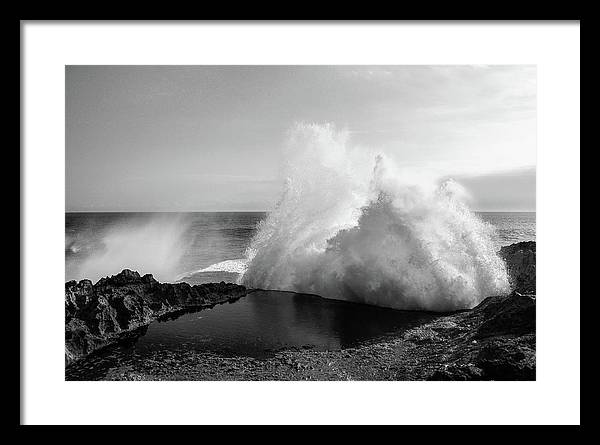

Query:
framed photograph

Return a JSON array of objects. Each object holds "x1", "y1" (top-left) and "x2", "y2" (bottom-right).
[{"x1": 21, "y1": 21, "x2": 580, "y2": 426}]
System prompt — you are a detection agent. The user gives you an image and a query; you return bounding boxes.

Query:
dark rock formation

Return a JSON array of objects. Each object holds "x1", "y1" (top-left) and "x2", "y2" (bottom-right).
[
  {"x1": 499, "y1": 241, "x2": 536, "y2": 295},
  {"x1": 475, "y1": 292, "x2": 535, "y2": 338},
  {"x1": 65, "y1": 270, "x2": 248, "y2": 365},
  {"x1": 425, "y1": 291, "x2": 535, "y2": 380}
]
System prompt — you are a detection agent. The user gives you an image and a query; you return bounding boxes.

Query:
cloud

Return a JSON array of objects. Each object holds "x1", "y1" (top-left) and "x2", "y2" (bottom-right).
[{"x1": 450, "y1": 167, "x2": 536, "y2": 212}]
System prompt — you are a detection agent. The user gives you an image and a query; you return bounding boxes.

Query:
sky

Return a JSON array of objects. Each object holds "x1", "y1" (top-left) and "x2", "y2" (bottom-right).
[{"x1": 66, "y1": 65, "x2": 536, "y2": 212}]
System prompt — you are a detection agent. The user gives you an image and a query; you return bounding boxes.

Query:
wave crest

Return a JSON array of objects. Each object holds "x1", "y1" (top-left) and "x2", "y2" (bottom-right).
[{"x1": 176, "y1": 259, "x2": 248, "y2": 281}]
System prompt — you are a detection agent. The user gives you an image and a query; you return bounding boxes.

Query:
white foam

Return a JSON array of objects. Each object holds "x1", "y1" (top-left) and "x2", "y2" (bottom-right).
[
  {"x1": 176, "y1": 258, "x2": 248, "y2": 281},
  {"x1": 241, "y1": 123, "x2": 510, "y2": 311}
]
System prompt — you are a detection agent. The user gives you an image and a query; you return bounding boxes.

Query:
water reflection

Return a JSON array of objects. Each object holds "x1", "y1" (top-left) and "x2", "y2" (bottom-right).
[{"x1": 66, "y1": 290, "x2": 439, "y2": 380}]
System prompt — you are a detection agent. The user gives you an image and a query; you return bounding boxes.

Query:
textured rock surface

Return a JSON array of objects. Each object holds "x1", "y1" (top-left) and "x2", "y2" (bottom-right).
[
  {"x1": 499, "y1": 241, "x2": 536, "y2": 295},
  {"x1": 424, "y1": 292, "x2": 536, "y2": 380},
  {"x1": 65, "y1": 270, "x2": 248, "y2": 365}
]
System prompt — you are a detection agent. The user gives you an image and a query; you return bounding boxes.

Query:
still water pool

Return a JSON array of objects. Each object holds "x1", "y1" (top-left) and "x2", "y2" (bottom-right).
[{"x1": 66, "y1": 290, "x2": 438, "y2": 380}]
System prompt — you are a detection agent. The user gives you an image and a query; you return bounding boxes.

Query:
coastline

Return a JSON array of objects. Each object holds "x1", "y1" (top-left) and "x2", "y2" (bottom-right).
[
  {"x1": 65, "y1": 241, "x2": 536, "y2": 380},
  {"x1": 65, "y1": 272, "x2": 248, "y2": 365},
  {"x1": 77, "y1": 292, "x2": 534, "y2": 381}
]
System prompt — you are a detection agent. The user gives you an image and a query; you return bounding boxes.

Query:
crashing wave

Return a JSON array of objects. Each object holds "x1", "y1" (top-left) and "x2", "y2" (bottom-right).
[{"x1": 240, "y1": 123, "x2": 510, "y2": 311}]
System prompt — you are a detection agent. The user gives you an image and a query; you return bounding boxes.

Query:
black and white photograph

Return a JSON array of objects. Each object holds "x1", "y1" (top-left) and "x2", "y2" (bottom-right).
[
  {"x1": 20, "y1": 21, "x2": 580, "y2": 426},
  {"x1": 64, "y1": 65, "x2": 537, "y2": 381}
]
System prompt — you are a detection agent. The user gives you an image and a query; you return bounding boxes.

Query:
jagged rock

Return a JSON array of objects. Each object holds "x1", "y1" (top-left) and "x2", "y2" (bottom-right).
[
  {"x1": 499, "y1": 241, "x2": 536, "y2": 295},
  {"x1": 474, "y1": 292, "x2": 535, "y2": 338},
  {"x1": 427, "y1": 291, "x2": 536, "y2": 380},
  {"x1": 65, "y1": 269, "x2": 248, "y2": 366}
]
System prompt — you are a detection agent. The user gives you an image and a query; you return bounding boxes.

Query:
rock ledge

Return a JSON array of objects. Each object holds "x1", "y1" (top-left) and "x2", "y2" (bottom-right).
[
  {"x1": 499, "y1": 241, "x2": 536, "y2": 295},
  {"x1": 65, "y1": 270, "x2": 248, "y2": 365}
]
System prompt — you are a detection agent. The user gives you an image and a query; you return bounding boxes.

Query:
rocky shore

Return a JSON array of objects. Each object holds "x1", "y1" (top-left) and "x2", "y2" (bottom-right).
[
  {"x1": 86, "y1": 290, "x2": 534, "y2": 381},
  {"x1": 499, "y1": 241, "x2": 536, "y2": 295},
  {"x1": 65, "y1": 241, "x2": 536, "y2": 380},
  {"x1": 65, "y1": 270, "x2": 248, "y2": 365}
]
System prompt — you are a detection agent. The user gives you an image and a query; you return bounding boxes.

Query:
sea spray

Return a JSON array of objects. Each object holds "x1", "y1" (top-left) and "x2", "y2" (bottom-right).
[
  {"x1": 75, "y1": 213, "x2": 191, "y2": 284},
  {"x1": 240, "y1": 123, "x2": 510, "y2": 311}
]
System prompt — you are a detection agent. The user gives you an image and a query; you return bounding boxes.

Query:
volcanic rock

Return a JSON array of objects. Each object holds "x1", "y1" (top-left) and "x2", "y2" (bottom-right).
[{"x1": 65, "y1": 270, "x2": 248, "y2": 365}]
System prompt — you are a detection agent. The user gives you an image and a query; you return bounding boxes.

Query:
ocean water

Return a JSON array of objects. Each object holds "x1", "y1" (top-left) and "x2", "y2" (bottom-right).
[
  {"x1": 66, "y1": 212, "x2": 265, "y2": 285},
  {"x1": 478, "y1": 212, "x2": 536, "y2": 246},
  {"x1": 65, "y1": 211, "x2": 535, "y2": 286}
]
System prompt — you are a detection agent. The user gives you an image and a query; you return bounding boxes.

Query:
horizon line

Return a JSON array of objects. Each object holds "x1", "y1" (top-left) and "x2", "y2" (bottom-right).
[{"x1": 65, "y1": 209, "x2": 537, "y2": 214}]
